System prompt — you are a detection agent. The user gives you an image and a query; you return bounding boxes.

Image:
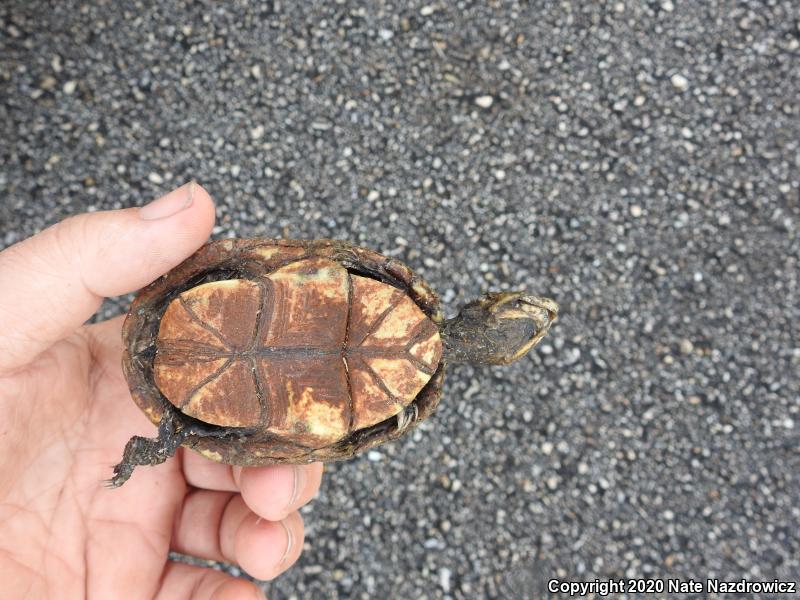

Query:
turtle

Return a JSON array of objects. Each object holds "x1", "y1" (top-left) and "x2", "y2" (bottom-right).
[{"x1": 109, "y1": 238, "x2": 558, "y2": 487}]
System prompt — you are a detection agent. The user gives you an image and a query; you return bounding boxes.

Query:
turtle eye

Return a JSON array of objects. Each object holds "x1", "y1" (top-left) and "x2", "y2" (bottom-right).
[{"x1": 486, "y1": 317, "x2": 537, "y2": 346}]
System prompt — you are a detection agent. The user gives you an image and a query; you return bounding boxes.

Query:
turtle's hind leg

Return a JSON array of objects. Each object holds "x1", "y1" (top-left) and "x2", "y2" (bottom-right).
[{"x1": 106, "y1": 412, "x2": 189, "y2": 488}]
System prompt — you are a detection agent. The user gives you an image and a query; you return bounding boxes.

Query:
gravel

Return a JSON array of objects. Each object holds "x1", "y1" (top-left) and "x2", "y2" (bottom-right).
[{"x1": 2, "y1": 1, "x2": 799, "y2": 598}]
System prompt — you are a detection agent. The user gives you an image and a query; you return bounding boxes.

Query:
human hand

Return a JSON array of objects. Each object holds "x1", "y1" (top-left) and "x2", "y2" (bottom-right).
[{"x1": 0, "y1": 183, "x2": 323, "y2": 599}]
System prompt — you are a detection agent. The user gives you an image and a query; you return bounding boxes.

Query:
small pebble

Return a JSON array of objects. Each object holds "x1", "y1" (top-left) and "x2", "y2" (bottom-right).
[
  {"x1": 40, "y1": 76, "x2": 57, "y2": 91},
  {"x1": 439, "y1": 568, "x2": 452, "y2": 592},
  {"x1": 671, "y1": 73, "x2": 689, "y2": 91},
  {"x1": 250, "y1": 125, "x2": 265, "y2": 140},
  {"x1": 311, "y1": 119, "x2": 333, "y2": 131}
]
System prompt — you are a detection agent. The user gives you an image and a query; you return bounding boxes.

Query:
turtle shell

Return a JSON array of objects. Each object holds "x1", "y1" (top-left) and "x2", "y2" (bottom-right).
[
  {"x1": 122, "y1": 239, "x2": 446, "y2": 466},
  {"x1": 153, "y1": 257, "x2": 442, "y2": 445}
]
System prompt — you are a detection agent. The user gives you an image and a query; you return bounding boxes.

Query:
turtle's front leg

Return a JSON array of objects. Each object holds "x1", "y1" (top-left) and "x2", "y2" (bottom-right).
[{"x1": 106, "y1": 413, "x2": 188, "y2": 488}]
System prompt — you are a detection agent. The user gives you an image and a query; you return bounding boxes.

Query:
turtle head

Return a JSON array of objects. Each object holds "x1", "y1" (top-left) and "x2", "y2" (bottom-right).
[{"x1": 441, "y1": 292, "x2": 558, "y2": 365}]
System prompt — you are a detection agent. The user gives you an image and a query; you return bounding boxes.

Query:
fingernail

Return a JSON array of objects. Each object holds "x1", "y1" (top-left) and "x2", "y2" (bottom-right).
[
  {"x1": 139, "y1": 181, "x2": 195, "y2": 220},
  {"x1": 278, "y1": 519, "x2": 294, "y2": 566},
  {"x1": 286, "y1": 465, "x2": 306, "y2": 512}
]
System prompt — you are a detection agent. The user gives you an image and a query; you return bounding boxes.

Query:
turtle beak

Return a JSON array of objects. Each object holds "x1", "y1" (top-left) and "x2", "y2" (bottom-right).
[
  {"x1": 493, "y1": 293, "x2": 559, "y2": 363},
  {"x1": 519, "y1": 295, "x2": 559, "y2": 323}
]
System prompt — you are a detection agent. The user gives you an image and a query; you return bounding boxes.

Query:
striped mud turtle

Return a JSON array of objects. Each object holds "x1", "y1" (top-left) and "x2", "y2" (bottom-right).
[{"x1": 109, "y1": 238, "x2": 558, "y2": 486}]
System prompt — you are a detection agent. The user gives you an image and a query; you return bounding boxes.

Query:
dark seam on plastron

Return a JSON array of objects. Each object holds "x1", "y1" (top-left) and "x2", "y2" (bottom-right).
[
  {"x1": 351, "y1": 288, "x2": 404, "y2": 347},
  {"x1": 154, "y1": 343, "x2": 232, "y2": 362},
  {"x1": 348, "y1": 344, "x2": 435, "y2": 376},
  {"x1": 250, "y1": 280, "x2": 270, "y2": 350},
  {"x1": 412, "y1": 321, "x2": 440, "y2": 373},
  {"x1": 403, "y1": 318, "x2": 439, "y2": 374},
  {"x1": 252, "y1": 280, "x2": 271, "y2": 427},
  {"x1": 178, "y1": 356, "x2": 235, "y2": 409},
  {"x1": 250, "y1": 356, "x2": 268, "y2": 427},
  {"x1": 401, "y1": 353, "x2": 435, "y2": 376},
  {"x1": 405, "y1": 318, "x2": 438, "y2": 353},
  {"x1": 179, "y1": 295, "x2": 233, "y2": 350},
  {"x1": 357, "y1": 354, "x2": 402, "y2": 406},
  {"x1": 343, "y1": 273, "x2": 356, "y2": 432},
  {"x1": 347, "y1": 304, "x2": 437, "y2": 375},
  {"x1": 158, "y1": 345, "x2": 342, "y2": 360},
  {"x1": 263, "y1": 276, "x2": 289, "y2": 344}
]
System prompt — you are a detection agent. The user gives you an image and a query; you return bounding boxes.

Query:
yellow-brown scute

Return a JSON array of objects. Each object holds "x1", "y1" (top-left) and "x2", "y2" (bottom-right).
[
  {"x1": 260, "y1": 359, "x2": 351, "y2": 446},
  {"x1": 348, "y1": 363, "x2": 405, "y2": 430},
  {"x1": 365, "y1": 357, "x2": 431, "y2": 399},
  {"x1": 181, "y1": 359, "x2": 262, "y2": 427},
  {"x1": 350, "y1": 277, "x2": 399, "y2": 330},
  {"x1": 260, "y1": 258, "x2": 349, "y2": 348},
  {"x1": 157, "y1": 296, "x2": 226, "y2": 351},
  {"x1": 257, "y1": 356, "x2": 351, "y2": 447},
  {"x1": 363, "y1": 295, "x2": 421, "y2": 346},
  {"x1": 154, "y1": 356, "x2": 228, "y2": 410},
  {"x1": 409, "y1": 331, "x2": 443, "y2": 370},
  {"x1": 179, "y1": 280, "x2": 261, "y2": 350}
]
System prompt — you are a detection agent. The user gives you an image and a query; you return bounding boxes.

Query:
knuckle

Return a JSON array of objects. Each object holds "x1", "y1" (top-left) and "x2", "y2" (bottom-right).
[{"x1": 50, "y1": 215, "x2": 87, "y2": 270}]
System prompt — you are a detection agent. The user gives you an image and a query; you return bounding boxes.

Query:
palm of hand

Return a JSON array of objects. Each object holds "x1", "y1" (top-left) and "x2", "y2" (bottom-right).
[{"x1": 0, "y1": 318, "x2": 189, "y2": 598}]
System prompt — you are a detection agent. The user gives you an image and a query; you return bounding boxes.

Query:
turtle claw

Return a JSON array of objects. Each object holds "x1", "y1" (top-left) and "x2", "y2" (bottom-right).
[
  {"x1": 103, "y1": 464, "x2": 134, "y2": 489},
  {"x1": 106, "y1": 414, "x2": 188, "y2": 488},
  {"x1": 106, "y1": 434, "x2": 165, "y2": 488}
]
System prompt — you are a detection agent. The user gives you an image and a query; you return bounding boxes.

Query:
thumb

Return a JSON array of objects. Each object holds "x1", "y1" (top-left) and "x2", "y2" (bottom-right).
[{"x1": 0, "y1": 181, "x2": 216, "y2": 375}]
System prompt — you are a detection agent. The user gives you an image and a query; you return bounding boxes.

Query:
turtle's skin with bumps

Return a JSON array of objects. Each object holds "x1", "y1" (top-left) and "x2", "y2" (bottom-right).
[{"x1": 110, "y1": 238, "x2": 558, "y2": 487}]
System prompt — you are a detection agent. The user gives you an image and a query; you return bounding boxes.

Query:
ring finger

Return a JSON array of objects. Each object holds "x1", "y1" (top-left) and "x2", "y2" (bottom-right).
[{"x1": 172, "y1": 491, "x2": 305, "y2": 580}]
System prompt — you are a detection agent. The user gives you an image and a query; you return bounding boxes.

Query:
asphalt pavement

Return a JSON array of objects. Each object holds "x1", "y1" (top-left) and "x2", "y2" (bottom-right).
[{"x1": 2, "y1": 1, "x2": 798, "y2": 598}]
